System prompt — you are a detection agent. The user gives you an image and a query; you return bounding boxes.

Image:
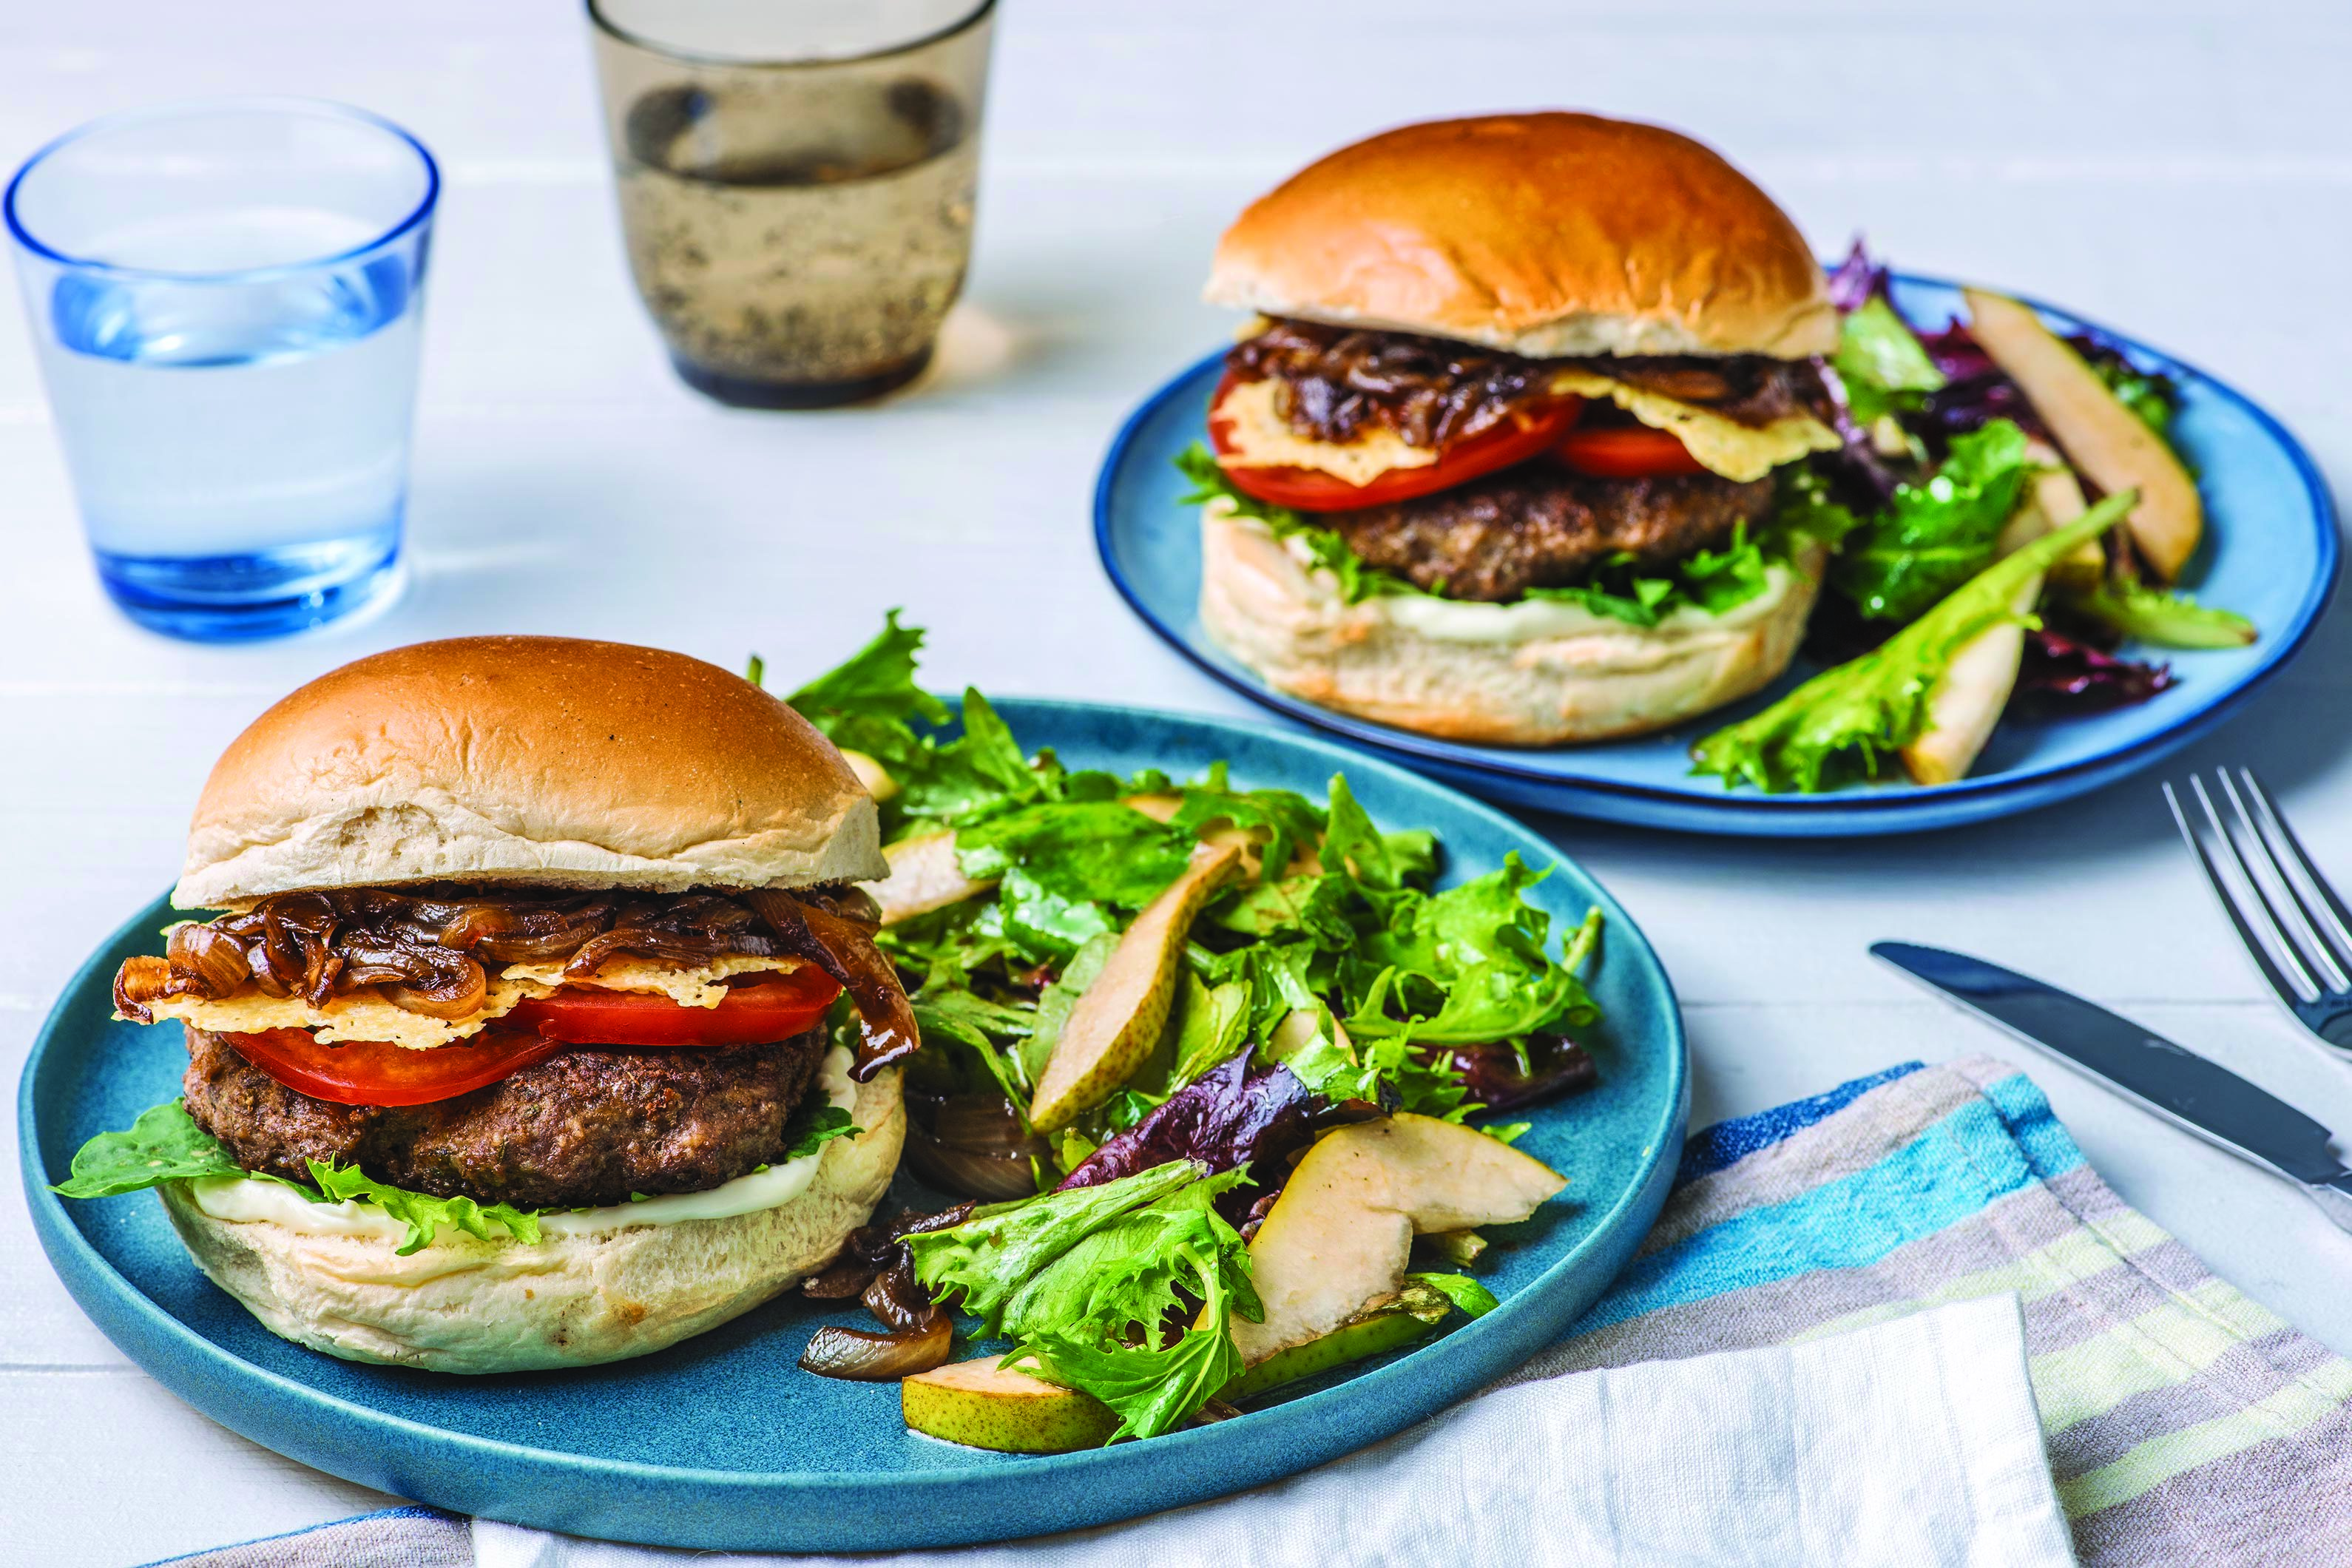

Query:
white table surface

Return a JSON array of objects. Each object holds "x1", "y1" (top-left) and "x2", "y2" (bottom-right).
[{"x1": 4, "y1": 1, "x2": 2349, "y2": 1561}]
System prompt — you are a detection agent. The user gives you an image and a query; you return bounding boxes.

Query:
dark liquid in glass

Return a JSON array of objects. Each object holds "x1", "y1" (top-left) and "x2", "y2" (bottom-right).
[{"x1": 617, "y1": 78, "x2": 978, "y2": 407}]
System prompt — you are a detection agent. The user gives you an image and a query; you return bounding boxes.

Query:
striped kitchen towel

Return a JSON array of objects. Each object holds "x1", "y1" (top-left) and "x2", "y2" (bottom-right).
[
  {"x1": 1516, "y1": 1054, "x2": 2352, "y2": 1566},
  {"x1": 158, "y1": 1055, "x2": 2352, "y2": 1567}
]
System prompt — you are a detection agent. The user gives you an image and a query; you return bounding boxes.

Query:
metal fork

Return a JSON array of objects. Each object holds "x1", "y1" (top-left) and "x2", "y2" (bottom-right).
[{"x1": 2166, "y1": 767, "x2": 2352, "y2": 1051}]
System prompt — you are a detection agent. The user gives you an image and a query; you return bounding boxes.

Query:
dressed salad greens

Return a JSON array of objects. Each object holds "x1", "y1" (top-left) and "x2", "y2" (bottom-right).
[
  {"x1": 768, "y1": 618, "x2": 1595, "y2": 1447},
  {"x1": 1689, "y1": 246, "x2": 2254, "y2": 793}
]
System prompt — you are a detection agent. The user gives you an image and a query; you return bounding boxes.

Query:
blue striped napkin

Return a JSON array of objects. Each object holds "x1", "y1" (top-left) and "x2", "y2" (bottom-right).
[{"x1": 155, "y1": 1055, "x2": 2352, "y2": 1567}]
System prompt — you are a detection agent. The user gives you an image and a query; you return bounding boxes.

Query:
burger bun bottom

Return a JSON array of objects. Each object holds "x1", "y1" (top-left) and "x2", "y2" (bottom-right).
[
  {"x1": 1198, "y1": 501, "x2": 1823, "y2": 746},
  {"x1": 160, "y1": 1067, "x2": 905, "y2": 1374}
]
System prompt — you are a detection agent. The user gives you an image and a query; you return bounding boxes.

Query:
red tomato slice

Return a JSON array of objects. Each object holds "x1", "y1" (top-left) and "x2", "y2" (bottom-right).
[
  {"x1": 1553, "y1": 425, "x2": 1706, "y2": 478},
  {"x1": 1209, "y1": 373, "x2": 1581, "y2": 512},
  {"x1": 507, "y1": 968, "x2": 843, "y2": 1047},
  {"x1": 220, "y1": 970, "x2": 846, "y2": 1107},
  {"x1": 223, "y1": 1027, "x2": 571, "y2": 1107}
]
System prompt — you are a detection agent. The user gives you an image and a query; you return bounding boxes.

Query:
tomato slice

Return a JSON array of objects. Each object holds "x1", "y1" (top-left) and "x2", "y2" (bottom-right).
[
  {"x1": 507, "y1": 968, "x2": 843, "y2": 1047},
  {"x1": 1552, "y1": 425, "x2": 1706, "y2": 478},
  {"x1": 1208, "y1": 372, "x2": 1581, "y2": 512},
  {"x1": 220, "y1": 970, "x2": 847, "y2": 1107},
  {"x1": 223, "y1": 1027, "x2": 571, "y2": 1108}
]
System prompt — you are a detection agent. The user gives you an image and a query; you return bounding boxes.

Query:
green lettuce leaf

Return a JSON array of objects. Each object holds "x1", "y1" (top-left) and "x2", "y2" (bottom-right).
[
  {"x1": 1691, "y1": 491, "x2": 2132, "y2": 793},
  {"x1": 2067, "y1": 581, "x2": 2255, "y2": 649},
  {"x1": 1831, "y1": 419, "x2": 2035, "y2": 623},
  {"x1": 1010, "y1": 1261, "x2": 1248, "y2": 1443},
  {"x1": 307, "y1": 1162, "x2": 541, "y2": 1257},
  {"x1": 1408, "y1": 1271, "x2": 1502, "y2": 1318},
  {"x1": 53, "y1": 1100, "x2": 545, "y2": 1258},
  {"x1": 1176, "y1": 442, "x2": 1794, "y2": 627},
  {"x1": 780, "y1": 1102, "x2": 862, "y2": 1161},
  {"x1": 1834, "y1": 296, "x2": 1947, "y2": 425},
  {"x1": 990, "y1": 1168, "x2": 1260, "y2": 1442},
  {"x1": 51, "y1": 1099, "x2": 246, "y2": 1197},
  {"x1": 780, "y1": 609, "x2": 950, "y2": 775},
  {"x1": 905, "y1": 1158, "x2": 1206, "y2": 1334}
]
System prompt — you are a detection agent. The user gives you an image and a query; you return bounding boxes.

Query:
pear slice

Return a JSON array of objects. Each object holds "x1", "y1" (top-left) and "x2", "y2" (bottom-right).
[
  {"x1": 1902, "y1": 445, "x2": 2095, "y2": 787},
  {"x1": 1222, "y1": 1280, "x2": 1453, "y2": 1402},
  {"x1": 1963, "y1": 287, "x2": 2201, "y2": 581},
  {"x1": 902, "y1": 1355, "x2": 1119, "y2": 1453},
  {"x1": 839, "y1": 748, "x2": 899, "y2": 804},
  {"x1": 1897, "y1": 569, "x2": 2040, "y2": 786},
  {"x1": 863, "y1": 831, "x2": 996, "y2": 927},
  {"x1": 1027, "y1": 838, "x2": 1244, "y2": 1132},
  {"x1": 1998, "y1": 436, "x2": 2101, "y2": 587},
  {"x1": 1230, "y1": 1115, "x2": 1563, "y2": 1364}
]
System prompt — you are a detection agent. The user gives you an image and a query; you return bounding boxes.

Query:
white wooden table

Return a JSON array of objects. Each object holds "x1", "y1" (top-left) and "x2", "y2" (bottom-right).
[{"x1": 4, "y1": 2, "x2": 2348, "y2": 1560}]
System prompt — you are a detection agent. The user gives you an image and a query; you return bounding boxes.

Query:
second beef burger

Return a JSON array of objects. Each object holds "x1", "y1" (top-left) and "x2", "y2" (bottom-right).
[
  {"x1": 1193, "y1": 112, "x2": 1844, "y2": 744},
  {"x1": 78, "y1": 635, "x2": 915, "y2": 1372}
]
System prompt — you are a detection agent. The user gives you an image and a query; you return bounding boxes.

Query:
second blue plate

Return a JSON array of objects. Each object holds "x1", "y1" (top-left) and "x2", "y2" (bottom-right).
[{"x1": 1096, "y1": 274, "x2": 2339, "y2": 836}]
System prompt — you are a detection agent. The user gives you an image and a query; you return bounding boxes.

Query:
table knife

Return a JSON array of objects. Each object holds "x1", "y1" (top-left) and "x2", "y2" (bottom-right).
[{"x1": 1871, "y1": 941, "x2": 2352, "y2": 1231}]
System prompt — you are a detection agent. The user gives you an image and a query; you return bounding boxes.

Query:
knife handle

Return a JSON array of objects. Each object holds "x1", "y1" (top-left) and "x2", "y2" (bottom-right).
[{"x1": 2304, "y1": 1175, "x2": 2352, "y2": 1237}]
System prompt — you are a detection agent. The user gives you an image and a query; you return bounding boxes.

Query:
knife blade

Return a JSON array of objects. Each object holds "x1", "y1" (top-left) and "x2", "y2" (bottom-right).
[{"x1": 1871, "y1": 943, "x2": 2352, "y2": 1212}]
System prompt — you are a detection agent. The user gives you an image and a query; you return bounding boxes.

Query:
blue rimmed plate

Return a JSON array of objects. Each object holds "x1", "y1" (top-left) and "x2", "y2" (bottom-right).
[
  {"x1": 18, "y1": 700, "x2": 1686, "y2": 1552},
  {"x1": 1095, "y1": 275, "x2": 2339, "y2": 835}
]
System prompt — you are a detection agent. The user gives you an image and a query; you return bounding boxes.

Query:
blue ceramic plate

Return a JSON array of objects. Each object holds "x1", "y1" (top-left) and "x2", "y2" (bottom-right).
[
  {"x1": 1097, "y1": 275, "x2": 2339, "y2": 835},
  {"x1": 19, "y1": 700, "x2": 1686, "y2": 1553}
]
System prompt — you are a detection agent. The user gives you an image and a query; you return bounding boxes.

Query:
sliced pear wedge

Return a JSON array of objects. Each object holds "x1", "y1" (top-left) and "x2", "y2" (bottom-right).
[
  {"x1": 863, "y1": 831, "x2": 996, "y2": 927},
  {"x1": 1222, "y1": 1280, "x2": 1453, "y2": 1403},
  {"x1": 1902, "y1": 439, "x2": 2092, "y2": 787},
  {"x1": 1963, "y1": 287, "x2": 2201, "y2": 581},
  {"x1": 2001, "y1": 436, "x2": 2100, "y2": 587},
  {"x1": 1027, "y1": 838, "x2": 1244, "y2": 1132},
  {"x1": 1898, "y1": 570, "x2": 2040, "y2": 786},
  {"x1": 901, "y1": 1354, "x2": 1119, "y2": 1453},
  {"x1": 1230, "y1": 1115, "x2": 1564, "y2": 1365},
  {"x1": 839, "y1": 748, "x2": 899, "y2": 804}
]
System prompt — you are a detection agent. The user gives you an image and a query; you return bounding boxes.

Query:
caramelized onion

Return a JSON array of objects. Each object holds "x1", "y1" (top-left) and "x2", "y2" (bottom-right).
[
  {"x1": 862, "y1": 1263, "x2": 940, "y2": 1333},
  {"x1": 743, "y1": 890, "x2": 919, "y2": 1080},
  {"x1": 797, "y1": 1315, "x2": 951, "y2": 1382},
  {"x1": 904, "y1": 1126, "x2": 1039, "y2": 1203},
  {"x1": 381, "y1": 956, "x2": 487, "y2": 1018},
  {"x1": 166, "y1": 922, "x2": 250, "y2": 996},
  {"x1": 115, "y1": 883, "x2": 907, "y2": 1038}
]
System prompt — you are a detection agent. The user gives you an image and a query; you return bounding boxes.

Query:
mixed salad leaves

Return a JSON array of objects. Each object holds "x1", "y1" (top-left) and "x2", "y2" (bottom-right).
[
  {"x1": 1689, "y1": 243, "x2": 2255, "y2": 793},
  {"x1": 770, "y1": 618, "x2": 1597, "y2": 1445}
]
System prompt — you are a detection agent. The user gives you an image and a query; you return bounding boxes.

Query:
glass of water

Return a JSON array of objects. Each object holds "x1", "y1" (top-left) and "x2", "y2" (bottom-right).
[
  {"x1": 588, "y1": 0, "x2": 994, "y2": 408},
  {"x1": 5, "y1": 99, "x2": 436, "y2": 641}
]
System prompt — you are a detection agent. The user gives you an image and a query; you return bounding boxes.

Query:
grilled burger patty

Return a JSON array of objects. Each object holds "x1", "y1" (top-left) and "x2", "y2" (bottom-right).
[
  {"x1": 182, "y1": 1024, "x2": 828, "y2": 1211},
  {"x1": 1327, "y1": 466, "x2": 1774, "y2": 602}
]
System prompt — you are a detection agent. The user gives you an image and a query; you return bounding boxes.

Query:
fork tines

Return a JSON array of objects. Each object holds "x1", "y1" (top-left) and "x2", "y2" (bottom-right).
[{"x1": 2167, "y1": 768, "x2": 2352, "y2": 1022}]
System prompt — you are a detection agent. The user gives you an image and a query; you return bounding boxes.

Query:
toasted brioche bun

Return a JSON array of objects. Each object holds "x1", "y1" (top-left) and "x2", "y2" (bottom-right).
[
  {"x1": 1199, "y1": 504, "x2": 1823, "y2": 746},
  {"x1": 175, "y1": 635, "x2": 884, "y2": 909},
  {"x1": 159, "y1": 1063, "x2": 903, "y2": 1373},
  {"x1": 1206, "y1": 112, "x2": 1835, "y2": 361}
]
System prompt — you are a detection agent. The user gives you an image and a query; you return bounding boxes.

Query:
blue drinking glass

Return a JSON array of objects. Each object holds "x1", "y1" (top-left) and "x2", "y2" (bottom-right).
[{"x1": 5, "y1": 99, "x2": 438, "y2": 641}]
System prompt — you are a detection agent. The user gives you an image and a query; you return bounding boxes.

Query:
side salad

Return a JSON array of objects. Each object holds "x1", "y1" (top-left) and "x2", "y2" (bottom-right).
[
  {"x1": 764, "y1": 618, "x2": 1602, "y2": 1449},
  {"x1": 1690, "y1": 246, "x2": 2253, "y2": 792}
]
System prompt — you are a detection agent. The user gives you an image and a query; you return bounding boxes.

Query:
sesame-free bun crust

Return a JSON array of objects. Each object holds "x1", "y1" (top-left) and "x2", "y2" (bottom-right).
[
  {"x1": 1200, "y1": 504, "x2": 1823, "y2": 746},
  {"x1": 175, "y1": 636, "x2": 885, "y2": 909},
  {"x1": 1206, "y1": 113, "x2": 1836, "y2": 360},
  {"x1": 158, "y1": 1066, "x2": 903, "y2": 1373}
]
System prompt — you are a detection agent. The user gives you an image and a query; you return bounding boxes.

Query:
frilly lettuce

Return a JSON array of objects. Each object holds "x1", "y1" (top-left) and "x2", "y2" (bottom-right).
[
  {"x1": 55, "y1": 1099, "x2": 541, "y2": 1256},
  {"x1": 1691, "y1": 492, "x2": 2132, "y2": 793}
]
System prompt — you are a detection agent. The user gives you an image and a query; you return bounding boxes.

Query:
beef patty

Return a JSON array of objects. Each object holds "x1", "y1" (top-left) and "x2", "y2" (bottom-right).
[
  {"x1": 182, "y1": 1025, "x2": 828, "y2": 1211},
  {"x1": 1328, "y1": 467, "x2": 1774, "y2": 602}
]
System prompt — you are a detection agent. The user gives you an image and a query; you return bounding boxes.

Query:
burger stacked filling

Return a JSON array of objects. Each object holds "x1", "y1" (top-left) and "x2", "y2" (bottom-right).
[
  {"x1": 112, "y1": 883, "x2": 916, "y2": 1211},
  {"x1": 1206, "y1": 316, "x2": 1841, "y2": 609}
]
